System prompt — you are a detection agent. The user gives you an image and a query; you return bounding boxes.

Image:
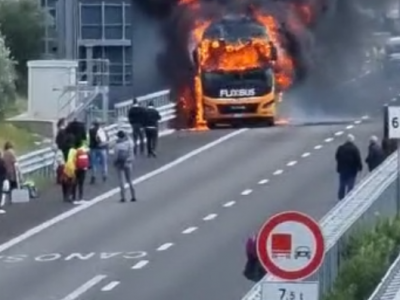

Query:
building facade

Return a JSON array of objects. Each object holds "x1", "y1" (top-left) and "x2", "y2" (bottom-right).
[{"x1": 41, "y1": 0, "x2": 132, "y2": 88}]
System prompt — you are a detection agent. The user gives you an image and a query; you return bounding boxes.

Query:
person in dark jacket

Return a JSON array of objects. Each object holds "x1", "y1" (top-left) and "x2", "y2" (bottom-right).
[
  {"x1": 335, "y1": 134, "x2": 363, "y2": 200},
  {"x1": 143, "y1": 101, "x2": 161, "y2": 157},
  {"x1": 243, "y1": 234, "x2": 266, "y2": 282},
  {"x1": 66, "y1": 118, "x2": 86, "y2": 147},
  {"x1": 55, "y1": 118, "x2": 73, "y2": 161},
  {"x1": 128, "y1": 98, "x2": 146, "y2": 155},
  {"x1": 365, "y1": 136, "x2": 385, "y2": 172}
]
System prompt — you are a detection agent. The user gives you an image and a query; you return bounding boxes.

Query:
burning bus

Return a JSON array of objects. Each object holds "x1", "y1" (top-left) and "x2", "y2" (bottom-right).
[{"x1": 189, "y1": 15, "x2": 287, "y2": 128}]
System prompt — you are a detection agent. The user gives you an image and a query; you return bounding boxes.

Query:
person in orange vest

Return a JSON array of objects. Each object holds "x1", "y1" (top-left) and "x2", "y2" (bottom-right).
[{"x1": 70, "y1": 140, "x2": 89, "y2": 202}]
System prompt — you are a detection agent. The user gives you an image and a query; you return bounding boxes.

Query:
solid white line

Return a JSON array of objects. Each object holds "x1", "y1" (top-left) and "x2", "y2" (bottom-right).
[
  {"x1": 61, "y1": 275, "x2": 107, "y2": 300},
  {"x1": 324, "y1": 138, "x2": 333, "y2": 143},
  {"x1": 301, "y1": 152, "x2": 310, "y2": 158},
  {"x1": 314, "y1": 145, "x2": 322, "y2": 150},
  {"x1": 223, "y1": 201, "x2": 235, "y2": 207},
  {"x1": 273, "y1": 169, "x2": 283, "y2": 175},
  {"x1": 335, "y1": 131, "x2": 343, "y2": 136},
  {"x1": 131, "y1": 260, "x2": 149, "y2": 269},
  {"x1": 354, "y1": 120, "x2": 361, "y2": 124},
  {"x1": 101, "y1": 281, "x2": 120, "y2": 292},
  {"x1": 156, "y1": 243, "x2": 174, "y2": 251},
  {"x1": 182, "y1": 227, "x2": 198, "y2": 234},
  {"x1": 241, "y1": 189, "x2": 252, "y2": 196},
  {"x1": 0, "y1": 129, "x2": 247, "y2": 254},
  {"x1": 203, "y1": 213, "x2": 218, "y2": 221},
  {"x1": 286, "y1": 161, "x2": 297, "y2": 166},
  {"x1": 346, "y1": 125, "x2": 354, "y2": 129},
  {"x1": 258, "y1": 179, "x2": 269, "y2": 185}
]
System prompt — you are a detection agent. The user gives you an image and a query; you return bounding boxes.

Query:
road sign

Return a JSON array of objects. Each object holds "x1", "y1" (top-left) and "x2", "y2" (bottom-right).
[
  {"x1": 261, "y1": 281, "x2": 319, "y2": 300},
  {"x1": 387, "y1": 106, "x2": 400, "y2": 139},
  {"x1": 256, "y1": 211, "x2": 325, "y2": 280}
]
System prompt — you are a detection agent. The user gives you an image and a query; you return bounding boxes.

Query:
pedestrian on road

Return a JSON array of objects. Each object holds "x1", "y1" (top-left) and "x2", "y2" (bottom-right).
[
  {"x1": 88, "y1": 118, "x2": 109, "y2": 184},
  {"x1": 335, "y1": 134, "x2": 363, "y2": 200},
  {"x1": 143, "y1": 101, "x2": 161, "y2": 157},
  {"x1": 66, "y1": 118, "x2": 87, "y2": 147},
  {"x1": 70, "y1": 140, "x2": 89, "y2": 202},
  {"x1": 55, "y1": 118, "x2": 73, "y2": 161},
  {"x1": 113, "y1": 130, "x2": 136, "y2": 202},
  {"x1": 3, "y1": 142, "x2": 18, "y2": 192},
  {"x1": 365, "y1": 135, "x2": 385, "y2": 172},
  {"x1": 0, "y1": 151, "x2": 8, "y2": 214},
  {"x1": 243, "y1": 233, "x2": 265, "y2": 282},
  {"x1": 128, "y1": 98, "x2": 146, "y2": 155}
]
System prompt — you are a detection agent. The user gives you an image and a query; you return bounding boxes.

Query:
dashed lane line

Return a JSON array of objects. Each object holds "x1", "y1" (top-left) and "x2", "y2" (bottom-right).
[
  {"x1": 346, "y1": 125, "x2": 354, "y2": 129},
  {"x1": 287, "y1": 161, "x2": 297, "y2": 167},
  {"x1": 101, "y1": 281, "x2": 120, "y2": 292},
  {"x1": 182, "y1": 227, "x2": 198, "y2": 234},
  {"x1": 324, "y1": 138, "x2": 334, "y2": 143},
  {"x1": 273, "y1": 169, "x2": 283, "y2": 175},
  {"x1": 354, "y1": 120, "x2": 362, "y2": 124},
  {"x1": 157, "y1": 243, "x2": 174, "y2": 251},
  {"x1": 131, "y1": 260, "x2": 149, "y2": 270},
  {"x1": 314, "y1": 145, "x2": 323, "y2": 150},
  {"x1": 241, "y1": 189, "x2": 253, "y2": 196},
  {"x1": 301, "y1": 152, "x2": 311, "y2": 158},
  {"x1": 258, "y1": 179, "x2": 269, "y2": 185},
  {"x1": 203, "y1": 214, "x2": 218, "y2": 221},
  {"x1": 223, "y1": 201, "x2": 236, "y2": 207},
  {"x1": 61, "y1": 275, "x2": 107, "y2": 300}
]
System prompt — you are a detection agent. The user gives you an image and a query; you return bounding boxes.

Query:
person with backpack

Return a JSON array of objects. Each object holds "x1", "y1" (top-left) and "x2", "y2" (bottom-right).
[
  {"x1": 113, "y1": 130, "x2": 136, "y2": 202},
  {"x1": 71, "y1": 140, "x2": 89, "y2": 202},
  {"x1": 88, "y1": 119, "x2": 109, "y2": 184}
]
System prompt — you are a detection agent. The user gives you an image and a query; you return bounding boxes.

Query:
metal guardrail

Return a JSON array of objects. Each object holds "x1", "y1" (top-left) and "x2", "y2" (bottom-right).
[
  {"x1": 242, "y1": 150, "x2": 399, "y2": 299},
  {"x1": 18, "y1": 90, "x2": 176, "y2": 179},
  {"x1": 367, "y1": 251, "x2": 400, "y2": 300}
]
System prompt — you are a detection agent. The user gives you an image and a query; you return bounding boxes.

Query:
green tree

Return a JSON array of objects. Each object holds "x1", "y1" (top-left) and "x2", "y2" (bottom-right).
[
  {"x1": 0, "y1": 0, "x2": 47, "y2": 89},
  {"x1": 0, "y1": 30, "x2": 16, "y2": 118}
]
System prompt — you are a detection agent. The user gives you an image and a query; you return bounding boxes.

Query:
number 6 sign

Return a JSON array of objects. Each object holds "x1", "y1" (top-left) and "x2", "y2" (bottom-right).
[{"x1": 387, "y1": 106, "x2": 400, "y2": 139}]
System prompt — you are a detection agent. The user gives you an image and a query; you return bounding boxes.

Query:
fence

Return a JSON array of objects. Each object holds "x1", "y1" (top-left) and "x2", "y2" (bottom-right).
[
  {"x1": 18, "y1": 89, "x2": 175, "y2": 179},
  {"x1": 242, "y1": 150, "x2": 399, "y2": 300}
]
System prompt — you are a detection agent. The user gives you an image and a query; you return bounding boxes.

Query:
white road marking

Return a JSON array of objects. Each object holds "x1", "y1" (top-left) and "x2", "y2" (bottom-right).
[
  {"x1": 273, "y1": 169, "x2": 283, "y2": 175},
  {"x1": 101, "y1": 281, "x2": 120, "y2": 292},
  {"x1": 301, "y1": 152, "x2": 310, "y2": 158},
  {"x1": 131, "y1": 260, "x2": 149, "y2": 269},
  {"x1": 286, "y1": 161, "x2": 297, "y2": 167},
  {"x1": 258, "y1": 179, "x2": 269, "y2": 185},
  {"x1": 354, "y1": 120, "x2": 361, "y2": 124},
  {"x1": 0, "y1": 129, "x2": 248, "y2": 254},
  {"x1": 203, "y1": 214, "x2": 218, "y2": 221},
  {"x1": 241, "y1": 189, "x2": 252, "y2": 196},
  {"x1": 392, "y1": 98, "x2": 397, "y2": 102},
  {"x1": 223, "y1": 201, "x2": 235, "y2": 207},
  {"x1": 314, "y1": 145, "x2": 322, "y2": 150},
  {"x1": 324, "y1": 138, "x2": 333, "y2": 143},
  {"x1": 335, "y1": 131, "x2": 343, "y2": 136},
  {"x1": 61, "y1": 275, "x2": 107, "y2": 300},
  {"x1": 156, "y1": 243, "x2": 174, "y2": 251},
  {"x1": 361, "y1": 115, "x2": 369, "y2": 120},
  {"x1": 182, "y1": 227, "x2": 198, "y2": 234}
]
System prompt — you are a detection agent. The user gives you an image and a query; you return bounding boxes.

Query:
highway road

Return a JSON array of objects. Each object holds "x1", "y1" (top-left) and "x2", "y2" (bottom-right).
[{"x1": 0, "y1": 116, "x2": 384, "y2": 300}]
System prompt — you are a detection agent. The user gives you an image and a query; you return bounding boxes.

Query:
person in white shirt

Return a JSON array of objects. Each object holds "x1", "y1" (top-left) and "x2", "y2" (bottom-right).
[{"x1": 88, "y1": 119, "x2": 109, "y2": 184}]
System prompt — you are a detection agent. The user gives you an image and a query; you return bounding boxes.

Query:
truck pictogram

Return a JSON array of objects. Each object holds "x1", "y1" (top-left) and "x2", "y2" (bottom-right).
[{"x1": 271, "y1": 233, "x2": 292, "y2": 258}]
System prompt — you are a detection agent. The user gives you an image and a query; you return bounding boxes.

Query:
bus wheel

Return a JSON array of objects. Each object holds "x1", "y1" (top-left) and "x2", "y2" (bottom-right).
[{"x1": 207, "y1": 121, "x2": 217, "y2": 129}]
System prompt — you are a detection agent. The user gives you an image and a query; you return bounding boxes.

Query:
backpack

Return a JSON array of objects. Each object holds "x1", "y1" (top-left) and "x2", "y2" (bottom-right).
[
  {"x1": 96, "y1": 128, "x2": 108, "y2": 146},
  {"x1": 115, "y1": 142, "x2": 132, "y2": 168},
  {"x1": 75, "y1": 148, "x2": 89, "y2": 170}
]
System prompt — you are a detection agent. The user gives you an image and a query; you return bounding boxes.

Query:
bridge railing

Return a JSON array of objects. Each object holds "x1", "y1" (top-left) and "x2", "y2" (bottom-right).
[
  {"x1": 242, "y1": 150, "x2": 399, "y2": 299},
  {"x1": 17, "y1": 89, "x2": 176, "y2": 179}
]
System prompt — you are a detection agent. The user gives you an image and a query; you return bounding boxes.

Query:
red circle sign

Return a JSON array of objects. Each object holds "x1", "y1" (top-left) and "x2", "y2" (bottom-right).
[{"x1": 256, "y1": 211, "x2": 325, "y2": 280}]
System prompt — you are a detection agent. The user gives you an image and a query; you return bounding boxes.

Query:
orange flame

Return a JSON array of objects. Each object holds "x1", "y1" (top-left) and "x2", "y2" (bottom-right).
[{"x1": 177, "y1": 0, "x2": 305, "y2": 129}]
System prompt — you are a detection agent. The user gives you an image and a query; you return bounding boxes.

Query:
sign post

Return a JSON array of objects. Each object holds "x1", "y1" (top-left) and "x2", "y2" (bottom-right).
[
  {"x1": 256, "y1": 211, "x2": 325, "y2": 300},
  {"x1": 387, "y1": 106, "x2": 400, "y2": 213}
]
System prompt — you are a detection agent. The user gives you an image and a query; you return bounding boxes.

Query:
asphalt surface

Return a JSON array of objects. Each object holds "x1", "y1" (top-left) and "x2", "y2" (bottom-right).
[{"x1": 0, "y1": 118, "x2": 383, "y2": 300}]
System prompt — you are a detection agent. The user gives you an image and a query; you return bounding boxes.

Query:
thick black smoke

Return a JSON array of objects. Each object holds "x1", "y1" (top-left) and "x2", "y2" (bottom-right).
[{"x1": 133, "y1": 0, "x2": 394, "y2": 117}]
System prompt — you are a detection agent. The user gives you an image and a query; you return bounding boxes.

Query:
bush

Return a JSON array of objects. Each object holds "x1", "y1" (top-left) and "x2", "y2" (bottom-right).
[
  {"x1": 325, "y1": 217, "x2": 400, "y2": 300},
  {"x1": 0, "y1": 29, "x2": 16, "y2": 118}
]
